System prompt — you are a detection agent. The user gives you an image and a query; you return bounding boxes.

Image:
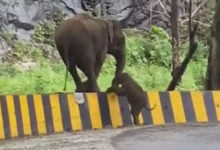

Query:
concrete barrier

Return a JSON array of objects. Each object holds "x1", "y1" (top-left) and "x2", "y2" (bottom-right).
[{"x1": 0, "y1": 91, "x2": 219, "y2": 140}]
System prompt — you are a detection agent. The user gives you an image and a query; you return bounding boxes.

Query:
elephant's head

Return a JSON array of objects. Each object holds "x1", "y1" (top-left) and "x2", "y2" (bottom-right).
[{"x1": 106, "y1": 20, "x2": 126, "y2": 77}]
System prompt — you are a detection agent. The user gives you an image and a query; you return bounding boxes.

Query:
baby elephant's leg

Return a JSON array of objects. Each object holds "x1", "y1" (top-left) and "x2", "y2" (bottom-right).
[{"x1": 131, "y1": 110, "x2": 141, "y2": 125}]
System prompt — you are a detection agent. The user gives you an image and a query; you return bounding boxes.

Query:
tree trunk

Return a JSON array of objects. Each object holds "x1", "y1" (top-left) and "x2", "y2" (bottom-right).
[
  {"x1": 100, "y1": 0, "x2": 107, "y2": 17},
  {"x1": 205, "y1": 0, "x2": 220, "y2": 90},
  {"x1": 167, "y1": 0, "x2": 198, "y2": 90},
  {"x1": 171, "y1": 0, "x2": 180, "y2": 77}
]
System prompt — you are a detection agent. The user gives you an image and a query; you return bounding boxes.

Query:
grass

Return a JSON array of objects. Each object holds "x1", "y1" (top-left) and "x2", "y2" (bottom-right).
[{"x1": 0, "y1": 57, "x2": 207, "y2": 94}]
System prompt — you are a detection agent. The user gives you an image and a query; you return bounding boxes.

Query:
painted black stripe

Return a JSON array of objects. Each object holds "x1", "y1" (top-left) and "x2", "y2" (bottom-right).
[
  {"x1": 59, "y1": 94, "x2": 72, "y2": 131},
  {"x1": 118, "y1": 96, "x2": 132, "y2": 126},
  {"x1": 142, "y1": 93, "x2": 153, "y2": 125},
  {"x1": 159, "y1": 92, "x2": 174, "y2": 123},
  {"x1": 78, "y1": 94, "x2": 92, "y2": 130},
  {"x1": 97, "y1": 93, "x2": 111, "y2": 127},
  {"x1": 27, "y1": 95, "x2": 38, "y2": 135},
  {"x1": 181, "y1": 92, "x2": 196, "y2": 122},
  {"x1": 13, "y1": 95, "x2": 24, "y2": 137},
  {"x1": 204, "y1": 91, "x2": 217, "y2": 122},
  {"x1": 42, "y1": 94, "x2": 54, "y2": 134},
  {"x1": 0, "y1": 96, "x2": 11, "y2": 139}
]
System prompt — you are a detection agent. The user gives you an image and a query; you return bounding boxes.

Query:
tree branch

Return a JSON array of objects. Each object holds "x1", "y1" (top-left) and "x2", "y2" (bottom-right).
[
  {"x1": 181, "y1": 0, "x2": 207, "y2": 25},
  {"x1": 167, "y1": 0, "x2": 198, "y2": 91}
]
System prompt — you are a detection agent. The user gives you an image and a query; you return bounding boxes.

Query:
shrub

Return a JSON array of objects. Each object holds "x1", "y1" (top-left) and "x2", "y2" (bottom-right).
[
  {"x1": 2, "y1": 41, "x2": 44, "y2": 63},
  {"x1": 125, "y1": 26, "x2": 172, "y2": 67},
  {"x1": 33, "y1": 21, "x2": 57, "y2": 46}
]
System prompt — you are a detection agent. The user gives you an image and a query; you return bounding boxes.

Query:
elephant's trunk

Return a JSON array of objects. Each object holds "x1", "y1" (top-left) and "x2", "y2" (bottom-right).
[{"x1": 114, "y1": 50, "x2": 126, "y2": 77}]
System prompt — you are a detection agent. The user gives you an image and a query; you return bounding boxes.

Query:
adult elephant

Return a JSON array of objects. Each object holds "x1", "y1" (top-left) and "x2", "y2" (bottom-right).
[{"x1": 55, "y1": 13, "x2": 125, "y2": 92}]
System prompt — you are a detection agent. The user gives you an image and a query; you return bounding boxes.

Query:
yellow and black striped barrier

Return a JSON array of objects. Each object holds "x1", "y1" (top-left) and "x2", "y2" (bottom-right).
[{"x1": 0, "y1": 91, "x2": 220, "y2": 140}]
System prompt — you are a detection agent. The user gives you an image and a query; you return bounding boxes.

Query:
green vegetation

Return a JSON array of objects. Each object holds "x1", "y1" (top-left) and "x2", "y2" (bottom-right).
[
  {"x1": 33, "y1": 21, "x2": 57, "y2": 46},
  {"x1": 0, "y1": 25, "x2": 208, "y2": 94}
]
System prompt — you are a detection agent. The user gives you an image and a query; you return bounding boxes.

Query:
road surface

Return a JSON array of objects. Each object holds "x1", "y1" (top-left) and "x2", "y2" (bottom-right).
[
  {"x1": 0, "y1": 127, "x2": 131, "y2": 150},
  {"x1": 0, "y1": 123, "x2": 219, "y2": 150},
  {"x1": 113, "y1": 123, "x2": 220, "y2": 150}
]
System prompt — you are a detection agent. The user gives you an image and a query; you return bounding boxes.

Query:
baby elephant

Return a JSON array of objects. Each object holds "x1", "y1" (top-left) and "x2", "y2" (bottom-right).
[{"x1": 107, "y1": 73, "x2": 156, "y2": 125}]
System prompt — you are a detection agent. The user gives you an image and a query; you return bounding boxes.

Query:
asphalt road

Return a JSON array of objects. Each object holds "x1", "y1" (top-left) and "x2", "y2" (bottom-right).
[
  {"x1": 113, "y1": 123, "x2": 220, "y2": 150},
  {"x1": 0, "y1": 123, "x2": 219, "y2": 150},
  {"x1": 0, "y1": 127, "x2": 130, "y2": 150}
]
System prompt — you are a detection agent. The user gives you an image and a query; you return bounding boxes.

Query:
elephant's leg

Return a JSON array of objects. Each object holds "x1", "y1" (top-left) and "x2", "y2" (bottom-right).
[
  {"x1": 69, "y1": 64, "x2": 85, "y2": 92},
  {"x1": 86, "y1": 72, "x2": 99, "y2": 92},
  {"x1": 81, "y1": 63, "x2": 99, "y2": 92},
  {"x1": 94, "y1": 58, "x2": 105, "y2": 78},
  {"x1": 131, "y1": 111, "x2": 140, "y2": 125},
  {"x1": 94, "y1": 52, "x2": 106, "y2": 78}
]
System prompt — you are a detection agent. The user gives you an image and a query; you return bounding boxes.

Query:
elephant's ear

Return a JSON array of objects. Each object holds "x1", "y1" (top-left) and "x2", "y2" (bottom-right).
[{"x1": 107, "y1": 21, "x2": 114, "y2": 43}]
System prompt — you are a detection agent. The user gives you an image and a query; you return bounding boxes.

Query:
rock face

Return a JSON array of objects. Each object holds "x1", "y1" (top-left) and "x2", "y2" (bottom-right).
[
  {"x1": 0, "y1": 0, "x2": 73, "y2": 40},
  {"x1": 0, "y1": 0, "x2": 204, "y2": 40},
  {"x1": 0, "y1": 0, "x2": 134, "y2": 40},
  {"x1": 2, "y1": 1, "x2": 209, "y2": 50}
]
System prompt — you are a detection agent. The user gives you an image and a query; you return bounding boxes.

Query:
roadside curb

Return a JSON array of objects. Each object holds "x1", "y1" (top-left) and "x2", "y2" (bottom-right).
[{"x1": 0, "y1": 91, "x2": 219, "y2": 140}]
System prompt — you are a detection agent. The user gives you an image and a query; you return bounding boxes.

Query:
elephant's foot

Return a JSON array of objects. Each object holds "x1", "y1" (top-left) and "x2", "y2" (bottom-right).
[
  {"x1": 86, "y1": 88, "x2": 100, "y2": 92},
  {"x1": 75, "y1": 88, "x2": 100, "y2": 93},
  {"x1": 82, "y1": 80, "x2": 100, "y2": 92},
  {"x1": 75, "y1": 80, "x2": 100, "y2": 92},
  {"x1": 75, "y1": 84, "x2": 86, "y2": 92},
  {"x1": 75, "y1": 89, "x2": 84, "y2": 92}
]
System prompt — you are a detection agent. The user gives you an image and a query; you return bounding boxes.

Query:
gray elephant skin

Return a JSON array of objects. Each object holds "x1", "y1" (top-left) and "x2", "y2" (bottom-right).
[
  {"x1": 55, "y1": 13, "x2": 125, "y2": 92},
  {"x1": 107, "y1": 73, "x2": 156, "y2": 125}
]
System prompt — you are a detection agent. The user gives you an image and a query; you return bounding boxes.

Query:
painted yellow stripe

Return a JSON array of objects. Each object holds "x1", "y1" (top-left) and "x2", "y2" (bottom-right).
[
  {"x1": 67, "y1": 94, "x2": 82, "y2": 131},
  {"x1": 138, "y1": 113, "x2": 144, "y2": 125},
  {"x1": 49, "y1": 94, "x2": 63, "y2": 132},
  {"x1": 19, "y1": 95, "x2": 31, "y2": 136},
  {"x1": 212, "y1": 91, "x2": 220, "y2": 121},
  {"x1": 190, "y1": 91, "x2": 208, "y2": 122},
  {"x1": 147, "y1": 92, "x2": 164, "y2": 125},
  {"x1": 0, "y1": 99, "x2": 5, "y2": 139},
  {"x1": 33, "y1": 95, "x2": 46, "y2": 134},
  {"x1": 169, "y1": 91, "x2": 186, "y2": 123},
  {"x1": 6, "y1": 95, "x2": 18, "y2": 137},
  {"x1": 107, "y1": 93, "x2": 123, "y2": 128},
  {"x1": 86, "y1": 93, "x2": 102, "y2": 129}
]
